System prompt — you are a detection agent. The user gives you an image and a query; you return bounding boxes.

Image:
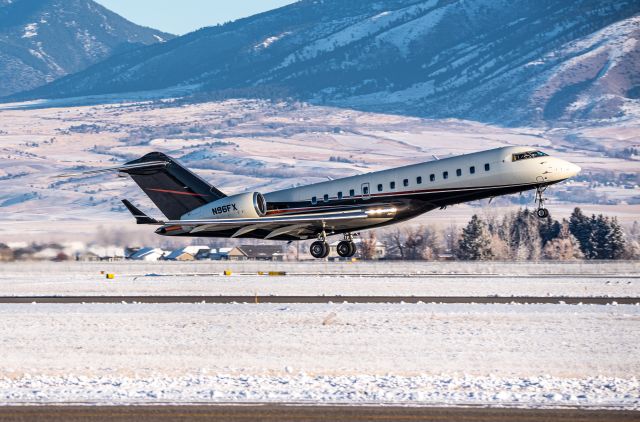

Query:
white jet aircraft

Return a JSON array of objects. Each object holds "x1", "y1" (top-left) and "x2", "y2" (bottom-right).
[{"x1": 64, "y1": 146, "x2": 580, "y2": 258}]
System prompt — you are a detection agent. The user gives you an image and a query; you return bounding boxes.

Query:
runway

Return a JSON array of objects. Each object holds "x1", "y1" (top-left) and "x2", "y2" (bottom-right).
[
  {"x1": 0, "y1": 405, "x2": 636, "y2": 422},
  {"x1": 0, "y1": 295, "x2": 636, "y2": 304}
]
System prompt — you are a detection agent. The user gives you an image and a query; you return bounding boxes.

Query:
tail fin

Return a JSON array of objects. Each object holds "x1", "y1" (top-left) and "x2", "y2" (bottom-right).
[{"x1": 121, "y1": 152, "x2": 225, "y2": 220}]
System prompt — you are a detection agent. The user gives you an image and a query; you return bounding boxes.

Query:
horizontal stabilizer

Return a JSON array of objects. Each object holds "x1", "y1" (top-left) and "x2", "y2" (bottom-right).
[
  {"x1": 57, "y1": 161, "x2": 168, "y2": 178},
  {"x1": 121, "y1": 199, "x2": 161, "y2": 225}
]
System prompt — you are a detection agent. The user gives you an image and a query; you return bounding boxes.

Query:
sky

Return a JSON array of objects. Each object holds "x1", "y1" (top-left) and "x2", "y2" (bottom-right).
[{"x1": 94, "y1": 0, "x2": 298, "y2": 35}]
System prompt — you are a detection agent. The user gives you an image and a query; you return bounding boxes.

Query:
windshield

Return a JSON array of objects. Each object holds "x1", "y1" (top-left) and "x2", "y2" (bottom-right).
[{"x1": 512, "y1": 151, "x2": 548, "y2": 162}]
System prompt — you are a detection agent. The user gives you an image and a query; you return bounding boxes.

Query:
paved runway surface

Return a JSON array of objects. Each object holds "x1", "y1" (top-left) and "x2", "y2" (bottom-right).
[
  {"x1": 0, "y1": 295, "x2": 636, "y2": 304},
  {"x1": 0, "y1": 405, "x2": 637, "y2": 421}
]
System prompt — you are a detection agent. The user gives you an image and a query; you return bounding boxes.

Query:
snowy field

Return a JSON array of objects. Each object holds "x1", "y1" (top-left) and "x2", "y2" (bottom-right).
[
  {"x1": 0, "y1": 302, "x2": 638, "y2": 407},
  {"x1": 0, "y1": 98, "x2": 638, "y2": 245},
  {"x1": 0, "y1": 262, "x2": 638, "y2": 408},
  {"x1": 0, "y1": 261, "x2": 638, "y2": 298}
]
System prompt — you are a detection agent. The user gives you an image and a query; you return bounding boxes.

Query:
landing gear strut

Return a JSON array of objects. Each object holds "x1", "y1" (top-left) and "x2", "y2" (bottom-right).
[
  {"x1": 337, "y1": 233, "x2": 357, "y2": 258},
  {"x1": 535, "y1": 185, "x2": 549, "y2": 218},
  {"x1": 310, "y1": 230, "x2": 330, "y2": 259}
]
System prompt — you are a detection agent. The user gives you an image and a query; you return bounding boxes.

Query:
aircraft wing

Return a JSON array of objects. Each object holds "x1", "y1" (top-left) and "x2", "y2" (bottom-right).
[{"x1": 158, "y1": 208, "x2": 396, "y2": 239}]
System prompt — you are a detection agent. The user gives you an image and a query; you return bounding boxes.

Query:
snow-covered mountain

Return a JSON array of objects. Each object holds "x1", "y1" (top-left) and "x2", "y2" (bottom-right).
[
  {"x1": 7, "y1": 0, "x2": 640, "y2": 125},
  {"x1": 0, "y1": 0, "x2": 173, "y2": 97}
]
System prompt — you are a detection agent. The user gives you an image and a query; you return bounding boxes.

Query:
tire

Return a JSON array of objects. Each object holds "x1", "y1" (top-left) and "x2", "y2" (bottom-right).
[
  {"x1": 347, "y1": 241, "x2": 357, "y2": 258},
  {"x1": 310, "y1": 241, "x2": 329, "y2": 259},
  {"x1": 337, "y1": 241, "x2": 352, "y2": 258},
  {"x1": 321, "y1": 242, "x2": 330, "y2": 258},
  {"x1": 536, "y1": 208, "x2": 549, "y2": 218}
]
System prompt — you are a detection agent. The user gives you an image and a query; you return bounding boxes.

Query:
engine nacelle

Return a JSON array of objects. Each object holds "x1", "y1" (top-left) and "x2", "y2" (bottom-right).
[{"x1": 182, "y1": 192, "x2": 267, "y2": 220}]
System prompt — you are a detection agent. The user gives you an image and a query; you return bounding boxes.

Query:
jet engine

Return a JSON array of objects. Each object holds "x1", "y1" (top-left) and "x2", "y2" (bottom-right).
[{"x1": 181, "y1": 192, "x2": 267, "y2": 220}]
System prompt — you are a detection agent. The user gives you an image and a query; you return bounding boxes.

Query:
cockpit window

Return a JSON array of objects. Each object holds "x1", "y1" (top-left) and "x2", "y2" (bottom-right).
[{"x1": 512, "y1": 151, "x2": 548, "y2": 162}]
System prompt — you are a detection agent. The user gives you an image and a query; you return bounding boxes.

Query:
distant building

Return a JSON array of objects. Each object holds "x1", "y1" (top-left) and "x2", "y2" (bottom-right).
[
  {"x1": 76, "y1": 251, "x2": 100, "y2": 262},
  {"x1": 0, "y1": 244, "x2": 14, "y2": 262},
  {"x1": 128, "y1": 247, "x2": 167, "y2": 261},
  {"x1": 164, "y1": 246, "x2": 210, "y2": 261},
  {"x1": 87, "y1": 245, "x2": 125, "y2": 261},
  {"x1": 210, "y1": 247, "x2": 232, "y2": 260},
  {"x1": 227, "y1": 245, "x2": 284, "y2": 261}
]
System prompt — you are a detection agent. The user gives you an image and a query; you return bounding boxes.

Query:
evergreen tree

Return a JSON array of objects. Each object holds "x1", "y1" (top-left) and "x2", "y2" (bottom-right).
[
  {"x1": 509, "y1": 209, "x2": 542, "y2": 260},
  {"x1": 606, "y1": 217, "x2": 626, "y2": 260},
  {"x1": 539, "y1": 213, "x2": 561, "y2": 246},
  {"x1": 457, "y1": 215, "x2": 493, "y2": 260},
  {"x1": 590, "y1": 215, "x2": 609, "y2": 259},
  {"x1": 569, "y1": 208, "x2": 593, "y2": 258}
]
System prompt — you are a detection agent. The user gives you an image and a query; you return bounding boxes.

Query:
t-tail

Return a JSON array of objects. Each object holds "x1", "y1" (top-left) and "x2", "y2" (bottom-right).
[
  {"x1": 60, "y1": 152, "x2": 225, "y2": 220},
  {"x1": 121, "y1": 152, "x2": 225, "y2": 220}
]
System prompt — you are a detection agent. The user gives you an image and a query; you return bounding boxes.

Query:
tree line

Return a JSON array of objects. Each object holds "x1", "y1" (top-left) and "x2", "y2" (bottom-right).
[{"x1": 365, "y1": 208, "x2": 638, "y2": 261}]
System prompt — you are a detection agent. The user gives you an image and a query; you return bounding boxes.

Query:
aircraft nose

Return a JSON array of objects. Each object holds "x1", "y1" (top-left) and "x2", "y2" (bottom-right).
[{"x1": 567, "y1": 162, "x2": 581, "y2": 177}]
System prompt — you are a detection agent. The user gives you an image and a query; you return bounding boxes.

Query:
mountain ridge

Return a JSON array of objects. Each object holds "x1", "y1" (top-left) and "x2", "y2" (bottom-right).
[
  {"x1": 6, "y1": 0, "x2": 640, "y2": 126},
  {"x1": 0, "y1": 0, "x2": 174, "y2": 96}
]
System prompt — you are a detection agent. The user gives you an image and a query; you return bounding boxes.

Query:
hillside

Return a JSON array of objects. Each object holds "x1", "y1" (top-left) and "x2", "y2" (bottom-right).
[
  {"x1": 9, "y1": 0, "x2": 640, "y2": 125},
  {"x1": 0, "y1": 0, "x2": 173, "y2": 96}
]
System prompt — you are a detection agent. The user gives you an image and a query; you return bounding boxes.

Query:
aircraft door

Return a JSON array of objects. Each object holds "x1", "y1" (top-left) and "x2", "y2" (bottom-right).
[{"x1": 361, "y1": 183, "x2": 371, "y2": 200}]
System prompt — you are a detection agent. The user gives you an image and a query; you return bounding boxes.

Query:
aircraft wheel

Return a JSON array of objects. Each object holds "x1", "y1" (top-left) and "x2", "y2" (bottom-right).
[
  {"x1": 310, "y1": 241, "x2": 329, "y2": 259},
  {"x1": 321, "y1": 242, "x2": 331, "y2": 258},
  {"x1": 536, "y1": 208, "x2": 549, "y2": 218},
  {"x1": 347, "y1": 241, "x2": 357, "y2": 258},
  {"x1": 337, "y1": 241, "x2": 352, "y2": 258}
]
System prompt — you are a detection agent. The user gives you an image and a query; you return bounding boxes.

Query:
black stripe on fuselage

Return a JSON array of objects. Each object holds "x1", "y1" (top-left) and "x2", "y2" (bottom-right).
[
  {"x1": 162, "y1": 181, "x2": 549, "y2": 241},
  {"x1": 265, "y1": 181, "x2": 545, "y2": 217}
]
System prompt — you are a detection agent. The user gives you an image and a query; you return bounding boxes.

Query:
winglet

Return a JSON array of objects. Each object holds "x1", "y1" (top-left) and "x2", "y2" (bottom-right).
[{"x1": 122, "y1": 199, "x2": 161, "y2": 225}]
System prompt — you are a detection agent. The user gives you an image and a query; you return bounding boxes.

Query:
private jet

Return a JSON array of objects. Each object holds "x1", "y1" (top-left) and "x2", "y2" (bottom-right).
[{"x1": 64, "y1": 146, "x2": 580, "y2": 258}]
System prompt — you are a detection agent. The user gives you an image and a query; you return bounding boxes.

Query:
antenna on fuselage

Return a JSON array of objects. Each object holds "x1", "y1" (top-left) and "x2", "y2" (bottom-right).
[{"x1": 432, "y1": 154, "x2": 440, "y2": 160}]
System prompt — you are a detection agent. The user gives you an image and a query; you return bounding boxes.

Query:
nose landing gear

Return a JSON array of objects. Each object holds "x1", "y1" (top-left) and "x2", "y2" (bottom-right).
[{"x1": 535, "y1": 185, "x2": 549, "y2": 218}]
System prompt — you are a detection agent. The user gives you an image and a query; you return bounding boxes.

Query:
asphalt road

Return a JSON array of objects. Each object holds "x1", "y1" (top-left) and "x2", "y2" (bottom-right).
[
  {"x1": 0, "y1": 295, "x2": 636, "y2": 304},
  {"x1": 0, "y1": 405, "x2": 637, "y2": 422}
]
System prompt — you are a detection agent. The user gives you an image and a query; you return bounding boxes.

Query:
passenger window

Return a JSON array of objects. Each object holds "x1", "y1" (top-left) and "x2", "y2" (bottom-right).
[
  {"x1": 349, "y1": 189, "x2": 355, "y2": 197},
  {"x1": 311, "y1": 196, "x2": 317, "y2": 205},
  {"x1": 430, "y1": 174, "x2": 435, "y2": 182},
  {"x1": 485, "y1": 163, "x2": 490, "y2": 171},
  {"x1": 456, "y1": 169, "x2": 462, "y2": 177},
  {"x1": 470, "y1": 166, "x2": 475, "y2": 174},
  {"x1": 443, "y1": 171, "x2": 448, "y2": 179},
  {"x1": 323, "y1": 194, "x2": 329, "y2": 202},
  {"x1": 403, "y1": 179, "x2": 409, "y2": 187},
  {"x1": 390, "y1": 181, "x2": 396, "y2": 189},
  {"x1": 417, "y1": 176, "x2": 422, "y2": 184},
  {"x1": 337, "y1": 191, "x2": 343, "y2": 200},
  {"x1": 377, "y1": 184, "x2": 383, "y2": 192}
]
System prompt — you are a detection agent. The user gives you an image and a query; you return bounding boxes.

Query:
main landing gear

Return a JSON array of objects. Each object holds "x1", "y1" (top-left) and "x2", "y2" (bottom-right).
[
  {"x1": 309, "y1": 232, "x2": 357, "y2": 259},
  {"x1": 310, "y1": 229, "x2": 330, "y2": 259},
  {"x1": 310, "y1": 240, "x2": 330, "y2": 259},
  {"x1": 336, "y1": 233, "x2": 357, "y2": 259},
  {"x1": 535, "y1": 185, "x2": 549, "y2": 219}
]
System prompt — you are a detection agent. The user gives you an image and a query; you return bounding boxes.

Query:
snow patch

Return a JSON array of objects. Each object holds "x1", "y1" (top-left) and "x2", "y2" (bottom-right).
[
  {"x1": 21, "y1": 23, "x2": 38, "y2": 39},
  {"x1": 375, "y1": 3, "x2": 450, "y2": 56},
  {"x1": 0, "y1": 374, "x2": 637, "y2": 407},
  {"x1": 280, "y1": 0, "x2": 439, "y2": 66},
  {"x1": 254, "y1": 32, "x2": 291, "y2": 50}
]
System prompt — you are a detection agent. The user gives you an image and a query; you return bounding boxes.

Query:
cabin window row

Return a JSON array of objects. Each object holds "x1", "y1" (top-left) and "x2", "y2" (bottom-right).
[{"x1": 310, "y1": 163, "x2": 491, "y2": 204}]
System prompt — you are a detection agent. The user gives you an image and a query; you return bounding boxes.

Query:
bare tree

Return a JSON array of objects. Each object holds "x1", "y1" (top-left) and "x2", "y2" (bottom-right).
[
  {"x1": 359, "y1": 231, "x2": 378, "y2": 260},
  {"x1": 542, "y1": 221, "x2": 584, "y2": 260}
]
